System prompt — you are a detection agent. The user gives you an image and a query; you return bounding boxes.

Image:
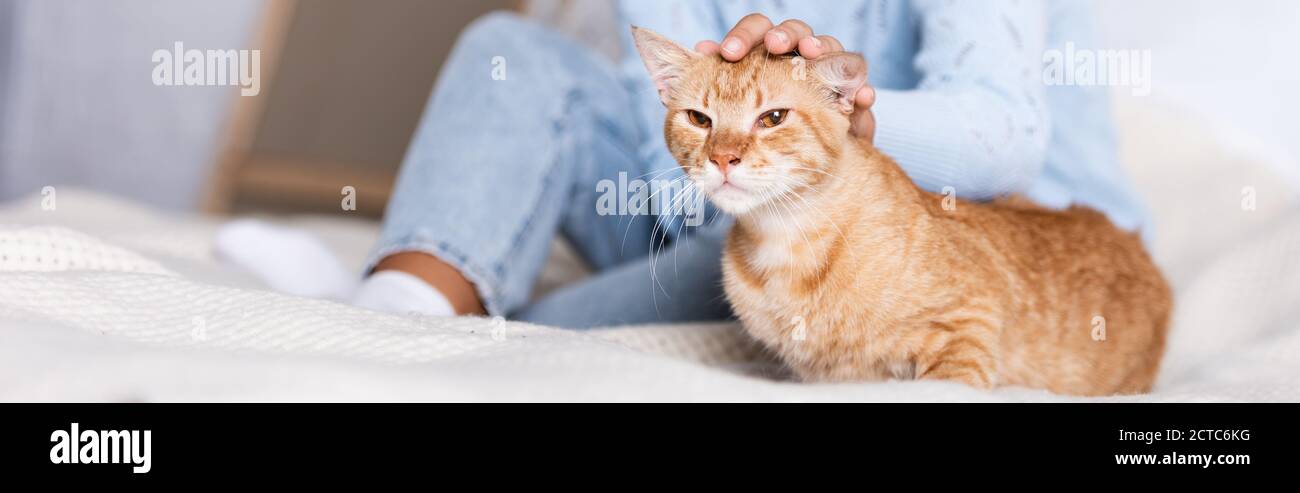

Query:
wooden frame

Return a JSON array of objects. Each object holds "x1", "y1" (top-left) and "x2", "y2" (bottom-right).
[
  {"x1": 202, "y1": 0, "x2": 299, "y2": 214},
  {"x1": 203, "y1": 0, "x2": 521, "y2": 217}
]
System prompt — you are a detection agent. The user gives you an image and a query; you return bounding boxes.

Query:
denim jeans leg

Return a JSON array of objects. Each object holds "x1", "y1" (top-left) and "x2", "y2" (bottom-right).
[
  {"x1": 513, "y1": 219, "x2": 734, "y2": 328},
  {"x1": 366, "y1": 12, "x2": 651, "y2": 316}
]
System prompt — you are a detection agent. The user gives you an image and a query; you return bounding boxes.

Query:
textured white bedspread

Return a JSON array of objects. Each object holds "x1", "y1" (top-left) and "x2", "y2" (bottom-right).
[{"x1": 2, "y1": 100, "x2": 1298, "y2": 402}]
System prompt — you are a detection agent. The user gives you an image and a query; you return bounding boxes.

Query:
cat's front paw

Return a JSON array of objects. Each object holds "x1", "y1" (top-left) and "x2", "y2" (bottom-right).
[{"x1": 917, "y1": 359, "x2": 996, "y2": 390}]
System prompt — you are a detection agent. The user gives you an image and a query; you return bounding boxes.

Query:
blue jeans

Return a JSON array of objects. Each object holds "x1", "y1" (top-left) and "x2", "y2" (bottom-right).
[{"x1": 367, "y1": 12, "x2": 732, "y2": 328}]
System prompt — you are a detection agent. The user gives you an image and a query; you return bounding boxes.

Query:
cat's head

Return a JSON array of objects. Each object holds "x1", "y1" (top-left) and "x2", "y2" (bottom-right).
[{"x1": 632, "y1": 27, "x2": 866, "y2": 215}]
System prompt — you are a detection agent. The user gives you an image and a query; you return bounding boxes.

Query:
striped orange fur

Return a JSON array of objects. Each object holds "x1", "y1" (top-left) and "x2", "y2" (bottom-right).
[{"x1": 633, "y1": 27, "x2": 1171, "y2": 395}]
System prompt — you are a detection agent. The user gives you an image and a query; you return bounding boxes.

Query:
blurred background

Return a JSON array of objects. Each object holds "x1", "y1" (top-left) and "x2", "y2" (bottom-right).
[{"x1": 0, "y1": 0, "x2": 1297, "y2": 218}]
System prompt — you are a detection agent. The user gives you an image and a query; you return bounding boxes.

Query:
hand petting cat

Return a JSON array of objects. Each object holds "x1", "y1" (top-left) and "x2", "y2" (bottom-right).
[
  {"x1": 695, "y1": 14, "x2": 877, "y2": 142},
  {"x1": 633, "y1": 23, "x2": 1171, "y2": 394}
]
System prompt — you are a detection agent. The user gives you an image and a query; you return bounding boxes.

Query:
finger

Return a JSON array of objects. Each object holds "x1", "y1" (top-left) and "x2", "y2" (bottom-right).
[
  {"x1": 798, "y1": 35, "x2": 844, "y2": 59},
  {"x1": 850, "y1": 107, "x2": 876, "y2": 142},
  {"x1": 695, "y1": 40, "x2": 721, "y2": 55},
  {"x1": 849, "y1": 85, "x2": 876, "y2": 141},
  {"x1": 855, "y1": 86, "x2": 876, "y2": 109},
  {"x1": 765, "y1": 19, "x2": 814, "y2": 54},
  {"x1": 720, "y1": 13, "x2": 774, "y2": 61}
]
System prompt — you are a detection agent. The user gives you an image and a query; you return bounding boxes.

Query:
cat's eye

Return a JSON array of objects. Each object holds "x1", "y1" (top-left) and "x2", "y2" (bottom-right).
[
  {"x1": 758, "y1": 110, "x2": 789, "y2": 128},
  {"x1": 685, "y1": 110, "x2": 712, "y2": 128}
]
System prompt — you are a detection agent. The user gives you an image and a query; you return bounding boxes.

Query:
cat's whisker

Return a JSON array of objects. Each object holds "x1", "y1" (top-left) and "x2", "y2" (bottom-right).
[
  {"x1": 782, "y1": 165, "x2": 841, "y2": 176},
  {"x1": 624, "y1": 174, "x2": 689, "y2": 255},
  {"x1": 782, "y1": 165, "x2": 845, "y2": 184},
  {"x1": 771, "y1": 176, "x2": 855, "y2": 258},
  {"x1": 765, "y1": 180, "x2": 821, "y2": 259},
  {"x1": 645, "y1": 178, "x2": 687, "y2": 302},
  {"x1": 647, "y1": 177, "x2": 701, "y2": 301},
  {"x1": 628, "y1": 27, "x2": 1169, "y2": 392},
  {"x1": 754, "y1": 191, "x2": 804, "y2": 281},
  {"x1": 628, "y1": 166, "x2": 688, "y2": 182},
  {"x1": 775, "y1": 180, "x2": 843, "y2": 237},
  {"x1": 637, "y1": 171, "x2": 690, "y2": 207},
  {"x1": 706, "y1": 204, "x2": 723, "y2": 226},
  {"x1": 773, "y1": 199, "x2": 806, "y2": 281},
  {"x1": 772, "y1": 188, "x2": 816, "y2": 249},
  {"x1": 667, "y1": 181, "x2": 700, "y2": 276}
]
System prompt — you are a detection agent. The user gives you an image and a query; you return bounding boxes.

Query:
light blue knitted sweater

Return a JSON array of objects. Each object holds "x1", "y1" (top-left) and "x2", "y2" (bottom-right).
[{"x1": 616, "y1": 0, "x2": 1147, "y2": 231}]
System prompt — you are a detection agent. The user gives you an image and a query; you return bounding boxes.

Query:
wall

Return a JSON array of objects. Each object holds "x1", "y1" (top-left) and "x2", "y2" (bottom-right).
[
  {"x1": 252, "y1": 0, "x2": 513, "y2": 169},
  {"x1": 3, "y1": 0, "x2": 1298, "y2": 209},
  {"x1": 1095, "y1": 0, "x2": 1300, "y2": 185},
  {"x1": 0, "y1": 0, "x2": 262, "y2": 209}
]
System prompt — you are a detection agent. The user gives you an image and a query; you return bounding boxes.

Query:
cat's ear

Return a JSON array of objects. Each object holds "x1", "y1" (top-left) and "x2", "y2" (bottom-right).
[
  {"x1": 809, "y1": 52, "x2": 868, "y2": 114},
  {"x1": 631, "y1": 26, "x2": 695, "y2": 105}
]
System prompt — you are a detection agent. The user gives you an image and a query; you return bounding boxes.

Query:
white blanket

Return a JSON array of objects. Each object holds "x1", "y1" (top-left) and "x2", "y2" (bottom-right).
[{"x1": 2, "y1": 99, "x2": 1298, "y2": 402}]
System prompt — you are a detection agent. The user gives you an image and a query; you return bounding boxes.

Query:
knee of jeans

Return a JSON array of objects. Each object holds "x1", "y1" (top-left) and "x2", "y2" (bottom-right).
[{"x1": 459, "y1": 11, "x2": 541, "y2": 53}]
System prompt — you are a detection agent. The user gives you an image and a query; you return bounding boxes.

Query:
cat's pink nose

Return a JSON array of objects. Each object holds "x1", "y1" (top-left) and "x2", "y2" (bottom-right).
[{"x1": 709, "y1": 152, "x2": 742, "y2": 176}]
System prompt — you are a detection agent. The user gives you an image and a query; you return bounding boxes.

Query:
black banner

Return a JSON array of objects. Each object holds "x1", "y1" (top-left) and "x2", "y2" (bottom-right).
[{"x1": 0, "y1": 403, "x2": 1292, "y2": 481}]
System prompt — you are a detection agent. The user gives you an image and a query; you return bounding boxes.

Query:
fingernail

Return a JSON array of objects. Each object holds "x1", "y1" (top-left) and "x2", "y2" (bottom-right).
[
  {"x1": 722, "y1": 37, "x2": 742, "y2": 54},
  {"x1": 771, "y1": 30, "x2": 789, "y2": 45},
  {"x1": 810, "y1": 37, "x2": 823, "y2": 49}
]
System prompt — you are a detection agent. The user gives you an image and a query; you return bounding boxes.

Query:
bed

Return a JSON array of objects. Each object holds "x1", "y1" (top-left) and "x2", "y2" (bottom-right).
[{"x1": 2, "y1": 95, "x2": 1298, "y2": 402}]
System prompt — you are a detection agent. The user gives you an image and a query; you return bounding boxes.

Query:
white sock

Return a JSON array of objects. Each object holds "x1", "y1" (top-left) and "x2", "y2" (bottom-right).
[
  {"x1": 351, "y1": 270, "x2": 455, "y2": 316},
  {"x1": 214, "y1": 219, "x2": 357, "y2": 300}
]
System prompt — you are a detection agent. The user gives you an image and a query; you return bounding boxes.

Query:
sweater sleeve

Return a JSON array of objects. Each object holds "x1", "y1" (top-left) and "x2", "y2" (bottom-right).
[{"x1": 872, "y1": 0, "x2": 1051, "y2": 200}]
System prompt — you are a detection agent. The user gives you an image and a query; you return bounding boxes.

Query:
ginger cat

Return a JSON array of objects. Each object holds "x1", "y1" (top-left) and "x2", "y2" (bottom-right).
[{"x1": 632, "y1": 27, "x2": 1171, "y2": 396}]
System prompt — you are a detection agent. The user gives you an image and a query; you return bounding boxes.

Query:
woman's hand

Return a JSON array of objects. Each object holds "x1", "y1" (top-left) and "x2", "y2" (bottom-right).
[{"x1": 695, "y1": 14, "x2": 877, "y2": 142}]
